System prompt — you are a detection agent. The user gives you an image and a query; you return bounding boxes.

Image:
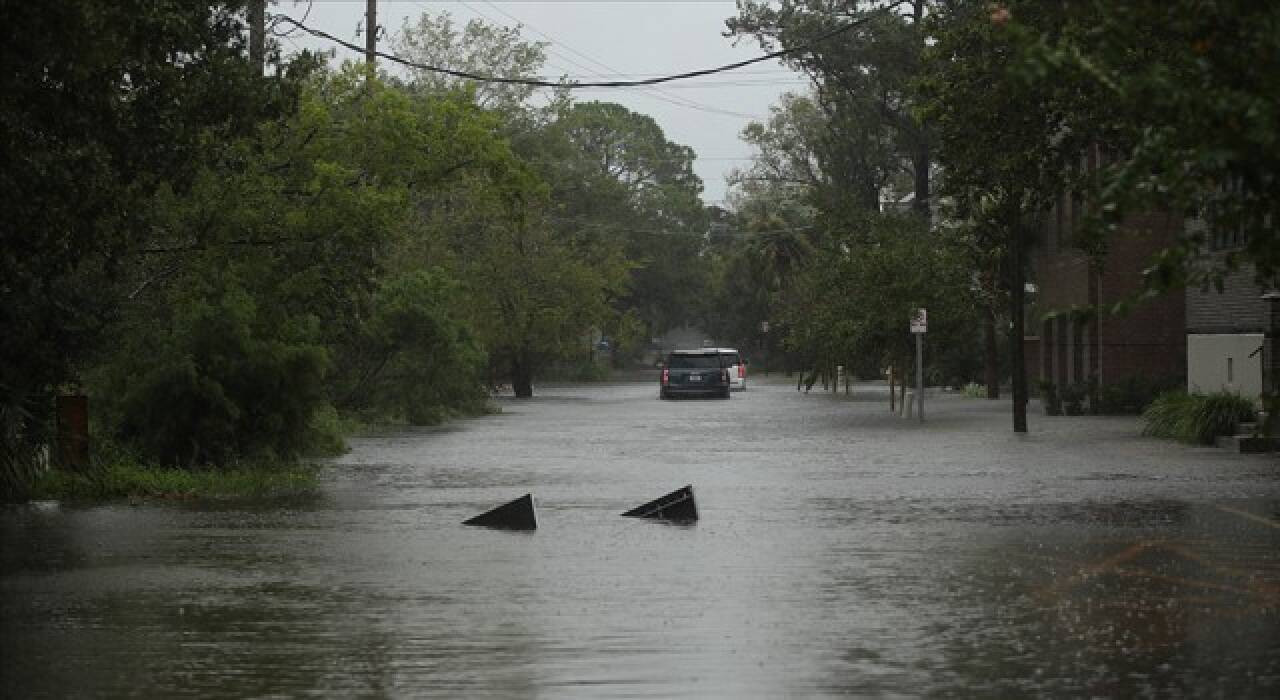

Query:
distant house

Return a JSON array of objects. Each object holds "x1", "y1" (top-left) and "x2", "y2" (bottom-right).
[
  {"x1": 1184, "y1": 223, "x2": 1275, "y2": 402},
  {"x1": 1029, "y1": 147, "x2": 1186, "y2": 399}
]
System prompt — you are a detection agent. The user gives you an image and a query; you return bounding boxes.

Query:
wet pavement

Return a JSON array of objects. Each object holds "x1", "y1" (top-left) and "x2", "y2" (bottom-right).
[{"x1": 4, "y1": 378, "x2": 1280, "y2": 697}]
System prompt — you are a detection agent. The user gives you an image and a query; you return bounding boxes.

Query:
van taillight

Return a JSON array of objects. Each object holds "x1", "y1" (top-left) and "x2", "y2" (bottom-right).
[
  {"x1": 738, "y1": 364, "x2": 745, "y2": 379},
  {"x1": 662, "y1": 368, "x2": 669, "y2": 385}
]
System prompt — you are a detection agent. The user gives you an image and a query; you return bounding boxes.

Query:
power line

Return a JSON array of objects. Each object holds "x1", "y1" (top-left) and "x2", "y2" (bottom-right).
[
  {"x1": 269, "y1": 11, "x2": 879, "y2": 89},
  {"x1": 575, "y1": 79, "x2": 811, "y2": 90},
  {"x1": 554, "y1": 69, "x2": 804, "y2": 79},
  {"x1": 267, "y1": 0, "x2": 313, "y2": 38},
  {"x1": 548, "y1": 218, "x2": 814, "y2": 239},
  {"x1": 469, "y1": 0, "x2": 762, "y2": 119}
]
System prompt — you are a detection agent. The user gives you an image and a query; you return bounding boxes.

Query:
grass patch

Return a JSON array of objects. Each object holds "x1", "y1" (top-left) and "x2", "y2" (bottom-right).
[
  {"x1": 1141, "y1": 390, "x2": 1255, "y2": 445},
  {"x1": 30, "y1": 461, "x2": 320, "y2": 502}
]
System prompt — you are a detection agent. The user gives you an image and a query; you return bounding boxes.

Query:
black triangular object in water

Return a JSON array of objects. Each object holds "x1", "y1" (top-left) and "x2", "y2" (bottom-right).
[
  {"x1": 463, "y1": 494, "x2": 537, "y2": 530},
  {"x1": 621, "y1": 485, "x2": 697, "y2": 522}
]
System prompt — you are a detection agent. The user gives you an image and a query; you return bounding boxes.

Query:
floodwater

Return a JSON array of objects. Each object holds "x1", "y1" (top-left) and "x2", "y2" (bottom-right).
[{"x1": 4, "y1": 380, "x2": 1280, "y2": 697}]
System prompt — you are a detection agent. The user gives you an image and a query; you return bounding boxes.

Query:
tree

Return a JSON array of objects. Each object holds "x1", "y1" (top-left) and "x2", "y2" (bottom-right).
[
  {"x1": 393, "y1": 12, "x2": 687, "y2": 377},
  {"x1": 335, "y1": 270, "x2": 487, "y2": 425},
  {"x1": 393, "y1": 11, "x2": 551, "y2": 115},
  {"x1": 727, "y1": 0, "x2": 936, "y2": 217},
  {"x1": 85, "y1": 59, "x2": 532, "y2": 462},
  {"x1": 1012, "y1": 0, "x2": 1280, "y2": 291},
  {"x1": 540, "y1": 102, "x2": 711, "y2": 343},
  {"x1": 0, "y1": 0, "x2": 296, "y2": 494},
  {"x1": 91, "y1": 66, "x2": 410, "y2": 463},
  {"x1": 718, "y1": 2, "x2": 955, "y2": 381},
  {"x1": 425, "y1": 182, "x2": 628, "y2": 397},
  {"x1": 779, "y1": 213, "x2": 979, "y2": 392},
  {"x1": 920, "y1": 0, "x2": 1085, "y2": 431}
]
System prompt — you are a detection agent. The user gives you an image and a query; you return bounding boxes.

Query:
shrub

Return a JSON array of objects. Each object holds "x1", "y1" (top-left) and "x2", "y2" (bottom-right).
[
  {"x1": 1142, "y1": 390, "x2": 1255, "y2": 445},
  {"x1": 96, "y1": 284, "x2": 332, "y2": 467},
  {"x1": 30, "y1": 460, "x2": 318, "y2": 501},
  {"x1": 1038, "y1": 379, "x2": 1062, "y2": 415},
  {"x1": 332, "y1": 270, "x2": 488, "y2": 426},
  {"x1": 1095, "y1": 374, "x2": 1183, "y2": 415},
  {"x1": 1061, "y1": 382, "x2": 1087, "y2": 416},
  {"x1": 1, "y1": 401, "x2": 45, "y2": 502}
]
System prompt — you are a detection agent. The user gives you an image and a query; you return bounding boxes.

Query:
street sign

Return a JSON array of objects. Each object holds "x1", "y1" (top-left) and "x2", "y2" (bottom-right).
[
  {"x1": 911, "y1": 308, "x2": 926, "y2": 422},
  {"x1": 910, "y1": 308, "x2": 927, "y2": 334}
]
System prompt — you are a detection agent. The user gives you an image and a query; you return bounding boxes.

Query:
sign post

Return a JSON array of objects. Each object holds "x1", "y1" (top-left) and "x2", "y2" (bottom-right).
[
  {"x1": 760, "y1": 320, "x2": 770, "y2": 375},
  {"x1": 910, "y1": 309, "x2": 927, "y2": 422}
]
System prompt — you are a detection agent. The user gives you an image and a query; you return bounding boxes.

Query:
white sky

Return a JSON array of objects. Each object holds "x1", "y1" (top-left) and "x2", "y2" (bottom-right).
[{"x1": 275, "y1": 0, "x2": 811, "y2": 205}]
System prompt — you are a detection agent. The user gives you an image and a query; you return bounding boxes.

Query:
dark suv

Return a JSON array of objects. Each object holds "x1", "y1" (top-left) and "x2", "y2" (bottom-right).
[{"x1": 660, "y1": 350, "x2": 731, "y2": 399}]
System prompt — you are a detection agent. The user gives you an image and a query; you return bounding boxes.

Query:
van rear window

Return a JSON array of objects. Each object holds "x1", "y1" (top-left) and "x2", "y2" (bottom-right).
[
  {"x1": 719, "y1": 352, "x2": 741, "y2": 365},
  {"x1": 667, "y1": 354, "x2": 722, "y2": 369}
]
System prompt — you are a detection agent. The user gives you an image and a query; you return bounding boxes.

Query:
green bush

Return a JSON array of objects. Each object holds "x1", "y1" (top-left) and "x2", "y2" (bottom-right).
[
  {"x1": 1095, "y1": 374, "x2": 1183, "y2": 415},
  {"x1": 97, "y1": 284, "x2": 332, "y2": 467},
  {"x1": 1, "y1": 402, "x2": 46, "y2": 502},
  {"x1": 1060, "y1": 382, "x2": 1088, "y2": 415},
  {"x1": 30, "y1": 460, "x2": 318, "y2": 501},
  {"x1": 1142, "y1": 390, "x2": 1256, "y2": 445},
  {"x1": 331, "y1": 270, "x2": 488, "y2": 426},
  {"x1": 1038, "y1": 379, "x2": 1062, "y2": 415}
]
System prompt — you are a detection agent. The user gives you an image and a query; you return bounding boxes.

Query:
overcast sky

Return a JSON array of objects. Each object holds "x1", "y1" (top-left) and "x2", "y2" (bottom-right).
[{"x1": 276, "y1": 0, "x2": 811, "y2": 205}]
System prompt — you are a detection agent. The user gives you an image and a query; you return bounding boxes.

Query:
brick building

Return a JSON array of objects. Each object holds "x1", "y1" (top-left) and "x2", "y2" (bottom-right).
[{"x1": 1029, "y1": 153, "x2": 1186, "y2": 396}]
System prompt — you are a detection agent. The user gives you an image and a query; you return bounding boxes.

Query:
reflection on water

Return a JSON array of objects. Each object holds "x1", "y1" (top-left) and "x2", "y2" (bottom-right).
[{"x1": 4, "y1": 383, "x2": 1280, "y2": 697}]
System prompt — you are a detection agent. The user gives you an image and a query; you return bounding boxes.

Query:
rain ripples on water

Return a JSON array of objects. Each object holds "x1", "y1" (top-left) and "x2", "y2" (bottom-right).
[{"x1": 4, "y1": 381, "x2": 1280, "y2": 697}]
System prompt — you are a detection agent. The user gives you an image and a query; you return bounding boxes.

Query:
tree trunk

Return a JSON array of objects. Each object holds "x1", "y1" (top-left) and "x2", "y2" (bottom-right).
[
  {"x1": 1088, "y1": 265, "x2": 1100, "y2": 414},
  {"x1": 912, "y1": 142, "x2": 931, "y2": 220},
  {"x1": 511, "y1": 355, "x2": 533, "y2": 398},
  {"x1": 984, "y1": 306, "x2": 1000, "y2": 399},
  {"x1": 889, "y1": 366, "x2": 896, "y2": 412},
  {"x1": 1009, "y1": 217, "x2": 1028, "y2": 433}
]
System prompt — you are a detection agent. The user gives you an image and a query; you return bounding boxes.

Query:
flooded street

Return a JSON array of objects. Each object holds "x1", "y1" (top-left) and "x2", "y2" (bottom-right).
[{"x1": 5, "y1": 379, "x2": 1280, "y2": 697}]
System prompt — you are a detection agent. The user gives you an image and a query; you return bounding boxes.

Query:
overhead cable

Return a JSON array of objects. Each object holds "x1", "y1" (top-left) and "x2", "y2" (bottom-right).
[
  {"x1": 546, "y1": 218, "x2": 814, "y2": 239},
  {"x1": 269, "y1": 12, "x2": 879, "y2": 89},
  {"x1": 469, "y1": 0, "x2": 762, "y2": 118}
]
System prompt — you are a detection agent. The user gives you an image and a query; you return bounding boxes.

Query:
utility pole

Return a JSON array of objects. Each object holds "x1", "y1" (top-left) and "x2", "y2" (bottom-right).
[
  {"x1": 365, "y1": 0, "x2": 378, "y2": 74},
  {"x1": 249, "y1": 0, "x2": 266, "y2": 75}
]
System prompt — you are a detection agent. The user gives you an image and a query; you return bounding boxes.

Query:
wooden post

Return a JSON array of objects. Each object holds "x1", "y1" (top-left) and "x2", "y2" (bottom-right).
[
  {"x1": 889, "y1": 366, "x2": 896, "y2": 412},
  {"x1": 916, "y1": 332, "x2": 924, "y2": 422},
  {"x1": 56, "y1": 395, "x2": 89, "y2": 472}
]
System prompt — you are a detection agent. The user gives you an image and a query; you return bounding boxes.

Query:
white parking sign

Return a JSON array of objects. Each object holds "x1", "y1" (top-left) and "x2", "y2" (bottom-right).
[{"x1": 910, "y1": 308, "x2": 927, "y2": 334}]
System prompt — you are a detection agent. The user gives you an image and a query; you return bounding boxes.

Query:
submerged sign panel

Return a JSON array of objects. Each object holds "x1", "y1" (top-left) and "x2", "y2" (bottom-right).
[
  {"x1": 463, "y1": 494, "x2": 537, "y2": 530},
  {"x1": 621, "y1": 485, "x2": 698, "y2": 522}
]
